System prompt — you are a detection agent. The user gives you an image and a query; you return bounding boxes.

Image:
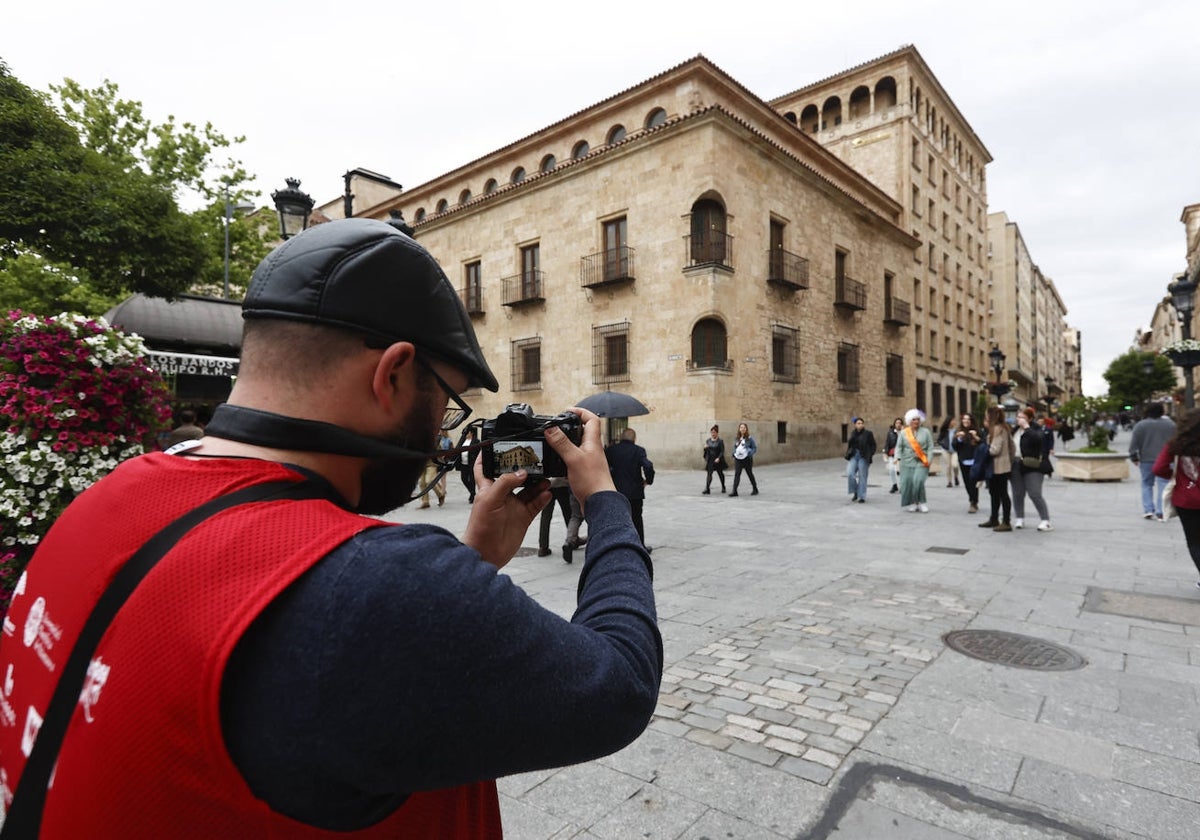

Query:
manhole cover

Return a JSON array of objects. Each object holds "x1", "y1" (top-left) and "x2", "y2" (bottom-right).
[{"x1": 942, "y1": 629, "x2": 1086, "y2": 671}]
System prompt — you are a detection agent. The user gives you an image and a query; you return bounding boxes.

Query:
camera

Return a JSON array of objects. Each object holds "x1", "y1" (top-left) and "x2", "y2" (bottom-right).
[{"x1": 480, "y1": 404, "x2": 583, "y2": 481}]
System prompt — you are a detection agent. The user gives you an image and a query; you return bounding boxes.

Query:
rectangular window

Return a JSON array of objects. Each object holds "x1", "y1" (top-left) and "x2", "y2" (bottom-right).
[
  {"x1": 463, "y1": 261, "x2": 482, "y2": 314},
  {"x1": 916, "y1": 378, "x2": 927, "y2": 414},
  {"x1": 835, "y1": 249, "x2": 847, "y2": 282},
  {"x1": 592, "y1": 321, "x2": 630, "y2": 384},
  {"x1": 837, "y1": 342, "x2": 859, "y2": 391},
  {"x1": 520, "y1": 244, "x2": 540, "y2": 299},
  {"x1": 511, "y1": 337, "x2": 541, "y2": 391},
  {"x1": 928, "y1": 199, "x2": 936, "y2": 229},
  {"x1": 777, "y1": 421, "x2": 787, "y2": 445},
  {"x1": 912, "y1": 139, "x2": 921, "y2": 170},
  {"x1": 886, "y1": 353, "x2": 904, "y2": 396},
  {"x1": 932, "y1": 383, "x2": 942, "y2": 418},
  {"x1": 602, "y1": 217, "x2": 629, "y2": 280},
  {"x1": 928, "y1": 242, "x2": 936, "y2": 269},
  {"x1": 911, "y1": 185, "x2": 920, "y2": 215},
  {"x1": 915, "y1": 325, "x2": 923, "y2": 356},
  {"x1": 930, "y1": 329, "x2": 938, "y2": 360},
  {"x1": 771, "y1": 324, "x2": 798, "y2": 382}
]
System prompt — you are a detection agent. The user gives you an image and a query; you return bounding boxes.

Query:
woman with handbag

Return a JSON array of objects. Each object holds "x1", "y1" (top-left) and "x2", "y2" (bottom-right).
[
  {"x1": 1010, "y1": 407, "x2": 1053, "y2": 531},
  {"x1": 1152, "y1": 408, "x2": 1200, "y2": 587},
  {"x1": 702, "y1": 424, "x2": 727, "y2": 494},
  {"x1": 730, "y1": 422, "x2": 759, "y2": 496}
]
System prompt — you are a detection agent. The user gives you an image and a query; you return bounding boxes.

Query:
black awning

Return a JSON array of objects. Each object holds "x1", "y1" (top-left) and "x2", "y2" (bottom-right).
[{"x1": 103, "y1": 294, "x2": 243, "y2": 356}]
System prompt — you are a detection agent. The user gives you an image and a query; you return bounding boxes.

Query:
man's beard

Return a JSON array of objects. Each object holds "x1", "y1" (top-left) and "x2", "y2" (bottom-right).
[{"x1": 357, "y1": 408, "x2": 440, "y2": 516}]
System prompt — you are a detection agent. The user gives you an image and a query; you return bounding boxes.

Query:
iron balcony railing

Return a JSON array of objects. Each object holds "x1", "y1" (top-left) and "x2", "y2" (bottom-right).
[
  {"x1": 684, "y1": 231, "x2": 734, "y2": 270},
  {"x1": 581, "y1": 246, "x2": 636, "y2": 288},
  {"x1": 460, "y1": 283, "x2": 484, "y2": 316},
  {"x1": 834, "y1": 275, "x2": 867, "y2": 311},
  {"x1": 884, "y1": 297, "x2": 911, "y2": 325},
  {"x1": 766, "y1": 248, "x2": 810, "y2": 290},
  {"x1": 501, "y1": 270, "x2": 545, "y2": 306}
]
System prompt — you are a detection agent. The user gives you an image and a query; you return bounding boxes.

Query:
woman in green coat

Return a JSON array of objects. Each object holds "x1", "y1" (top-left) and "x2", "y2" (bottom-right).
[{"x1": 896, "y1": 408, "x2": 934, "y2": 512}]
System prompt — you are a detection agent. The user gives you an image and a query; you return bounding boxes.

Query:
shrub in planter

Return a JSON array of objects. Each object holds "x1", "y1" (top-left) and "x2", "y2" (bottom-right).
[
  {"x1": 0, "y1": 311, "x2": 171, "y2": 612},
  {"x1": 1085, "y1": 424, "x2": 1114, "y2": 452}
]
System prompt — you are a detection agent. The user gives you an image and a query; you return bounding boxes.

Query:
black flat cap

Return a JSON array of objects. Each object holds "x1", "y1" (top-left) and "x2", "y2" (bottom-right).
[{"x1": 242, "y1": 218, "x2": 498, "y2": 391}]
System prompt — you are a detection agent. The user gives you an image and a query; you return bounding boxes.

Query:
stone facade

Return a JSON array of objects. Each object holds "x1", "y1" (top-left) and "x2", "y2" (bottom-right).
[
  {"x1": 342, "y1": 48, "x2": 1080, "y2": 467},
  {"x1": 770, "y1": 46, "x2": 995, "y2": 425},
  {"x1": 986, "y1": 211, "x2": 1071, "y2": 409}
]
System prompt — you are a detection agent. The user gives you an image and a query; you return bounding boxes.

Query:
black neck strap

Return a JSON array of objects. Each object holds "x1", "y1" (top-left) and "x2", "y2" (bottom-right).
[{"x1": 204, "y1": 404, "x2": 433, "y2": 461}]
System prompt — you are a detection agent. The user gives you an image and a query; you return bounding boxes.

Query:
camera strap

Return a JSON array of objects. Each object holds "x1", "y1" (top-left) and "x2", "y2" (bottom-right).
[{"x1": 205, "y1": 404, "x2": 435, "y2": 461}]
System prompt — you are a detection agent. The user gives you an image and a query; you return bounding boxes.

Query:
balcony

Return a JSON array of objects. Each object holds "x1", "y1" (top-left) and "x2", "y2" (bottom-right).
[
  {"x1": 884, "y1": 297, "x2": 911, "y2": 325},
  {"x1": 766, "y1": 248, "x2": 809, "y2": 290},
  {"x1": 459, "y1": 284, "x2": 484, "y2": 317},
  {"x1": 686, "y1": 358, "x2": 734, "y2": 372},
  {"x1": 834, "y1": 275, "x2": 867, "y2": 311},
  {"x1": 581, "y1": 246, "x2": 636, "y2": 289},
  {"x1": 684, "y1": 232, "x2": 734, "y2": 271},
  {"x1": 501, "y1": 271, "x2": 545, "y2": 307}
]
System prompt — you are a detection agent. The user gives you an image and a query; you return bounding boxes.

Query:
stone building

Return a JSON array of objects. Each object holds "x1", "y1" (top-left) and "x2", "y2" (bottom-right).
[
  {"x1": 986, "y1": 211, "x2": 1070, "y2": 409},
  {"x1": 362, "y1": 55, "x2": 920, "y2": 468},
  {"x1": 770, "y1": 46, "x2": 994, "y2": 424}
]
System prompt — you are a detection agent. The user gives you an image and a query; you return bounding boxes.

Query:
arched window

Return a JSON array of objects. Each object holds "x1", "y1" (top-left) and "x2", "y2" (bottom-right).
[
  {"x1": 414, "y1": 207, "x2": 426, "y2": 222},
  {"x1": 645, "y1": 107, "x2": 667, "y2": 130},
  {"x1": 691, "y1": 318, "x2": 727, "y2": 369},
  {"x1": 435, "y1": 198, "x2": 448, "y2": 214},
  {"x1": 821, "y1": 96, "x2": 842, "y2": 130},
  {"x1": 800, "y1": 104, "x2": 819, "y2": 133},
  {"x1": 689, "y1": 198, "x2": 727, "y2": 266},
  {"x1": 511, "y1": 167, "x2": 526, "y2": 184},
  {"x1": 875, "y1": 76, "x2": 897, "y2": 110},
  {"x1": 539, "y1": 154, "x2": 556, "y2": 173},
  {"x1": 483, "y1": 178, "x2": 497, "y2": 194},
  {"x1": 849, "y1": 85, "x2": 870, "y2": 119},
  {"x1": 607, "y1": 124, "x2": 626, "y2": 144},
  {"x1": 458, "y1": 189, "x2": 471, "y2": 205},
  {"x1": 783, "y1": 111, "x2": 797, "y2": 124},
  {"x1": 571, "y1": 140, "x2": 590, "y2": 160}
]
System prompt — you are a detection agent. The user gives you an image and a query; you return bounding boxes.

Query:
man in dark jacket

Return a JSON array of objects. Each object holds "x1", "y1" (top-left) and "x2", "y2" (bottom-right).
[{"x1": 606, "y1": 428, "x2": 655, "y2": 550}]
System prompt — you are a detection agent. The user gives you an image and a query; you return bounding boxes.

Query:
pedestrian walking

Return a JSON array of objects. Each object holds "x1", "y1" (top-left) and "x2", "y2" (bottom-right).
[
  {"x1": 979, "y1": 405, "x2": 1014, "y2": 531},
  {"x1": 459, "y1": 426, "x2": 478, "y2": 503},
  {"x1": 938, "y1": 416, "x2": 959, "y2": 487},
  {"x1": 1010, "y1": 407, "x2": 1053, "y2": 531},
  {"x1": 845, "y1": 417, "x2": 877, "y2": 502},
  {"x1": 885, "y1": 417, "x2": 903, "y2": 494},
  {"x1": 606, "y1": 427, "x2": 655, "y2": 550},
  {"x1": 1129, "y1": 403, "x2": 1175, "y2": 520},
  {"x1": 730, "y1": 422, "x2": 759, "y2": 496},
  {"x1": 1152, "y1": 408, "x2": 1200, "y2": 588},
  {"x1": 702, "y1": 424, "x2": 727, "y2": 494},
  {"x1": 896, "y1": 408, "x2": 932, "y2": 512},
  {"x1": 952, "y1": 412, "x2": 981, "y2": 513}
]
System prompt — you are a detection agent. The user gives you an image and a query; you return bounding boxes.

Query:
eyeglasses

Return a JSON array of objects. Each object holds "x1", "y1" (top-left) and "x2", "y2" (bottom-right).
[{"x1": 415, "y1": 356, "x2": 472, "y2": 431}]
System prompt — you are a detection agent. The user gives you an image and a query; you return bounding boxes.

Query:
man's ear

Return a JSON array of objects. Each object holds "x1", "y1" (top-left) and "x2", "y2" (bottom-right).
[{"x1": 370, "y1": 341, "x2": 418, "y2": 412}]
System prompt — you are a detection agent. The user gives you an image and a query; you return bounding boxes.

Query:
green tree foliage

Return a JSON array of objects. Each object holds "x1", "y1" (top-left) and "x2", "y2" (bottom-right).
[
  {"x1": 1102, "y1": 350, "x2": 1177, "y2": 409},
  {"x1": 0, "y1": 61, "x2": 267, "y2": 312},
  {"x1": 0, "y1": 249, "x2": 120, "y2": 316}
]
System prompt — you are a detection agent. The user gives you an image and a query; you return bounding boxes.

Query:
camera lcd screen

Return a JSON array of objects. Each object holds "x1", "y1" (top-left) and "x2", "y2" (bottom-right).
[{"x1": 490, "y1": 439, "x2": 547, "y2": 476}]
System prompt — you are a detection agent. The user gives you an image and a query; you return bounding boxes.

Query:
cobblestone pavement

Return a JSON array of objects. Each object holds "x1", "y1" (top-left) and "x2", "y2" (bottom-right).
[{"x1": 401, "y1": 428, "x2": 1200, "y2": 839}]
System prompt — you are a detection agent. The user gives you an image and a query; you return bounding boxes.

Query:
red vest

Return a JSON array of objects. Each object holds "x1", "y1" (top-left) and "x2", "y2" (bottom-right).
[{"x1": 0, "y1": 453, "x2": 500, "y2": 838}]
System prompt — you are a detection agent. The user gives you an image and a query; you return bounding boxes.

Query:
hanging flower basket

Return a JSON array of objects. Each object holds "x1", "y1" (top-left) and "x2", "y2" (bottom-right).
[{"x1": 1161, "y1": 340, "x2": 1200, "y2": 368}]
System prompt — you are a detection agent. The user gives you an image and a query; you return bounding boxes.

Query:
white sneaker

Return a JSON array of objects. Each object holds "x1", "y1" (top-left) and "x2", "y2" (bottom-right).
[
  {"x1": 1037, "y1": 521, "x2": 1053, "y2": 532},
  {"x1": 908, "y1": 505, "x2": 918, "y2": 512},
  {"x1": 918, "y1": 503, "x2": 929, "y2": 513},
  {"x1": 1013, "y1": 519, "x2": 1024, "y2": 529}
]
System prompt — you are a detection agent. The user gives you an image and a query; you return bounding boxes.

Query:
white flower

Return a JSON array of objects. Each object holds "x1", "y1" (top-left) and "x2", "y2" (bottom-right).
[{"x1": 1161, "y1": 339, "x2": 1200, "y2": 354}]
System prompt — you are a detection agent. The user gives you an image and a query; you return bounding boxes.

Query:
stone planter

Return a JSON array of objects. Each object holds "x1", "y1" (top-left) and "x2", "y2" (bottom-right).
[{"x1": 1055, "y1": 452, "x2": 1129, "y2": 482}]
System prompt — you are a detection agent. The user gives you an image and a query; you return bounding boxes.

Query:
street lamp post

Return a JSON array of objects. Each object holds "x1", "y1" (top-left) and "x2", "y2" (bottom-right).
[
  {"x1": 1169, "y1": 272, "x2": 1197, "y2": 409},
  {"x1": 1041, "y1": 375, "x2": 1056, "y2": 413},
  {"x1": 271, "y1": 178, "x2": 315, "y2": 240},
  {"x1": 1141, "y1": 356, "x2": 1155, "y2": 416},
  {"x1": 223, "y1": 185, "x2": 255, "y2": 299},
  {"x1": 988, "y1": 346, "x2": 1009, "y2": 403}
]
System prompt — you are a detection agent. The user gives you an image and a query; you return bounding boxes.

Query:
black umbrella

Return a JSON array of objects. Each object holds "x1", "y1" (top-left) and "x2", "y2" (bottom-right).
[{"x1": 575, "y1": 391, "x2": 650, "y2": 418}]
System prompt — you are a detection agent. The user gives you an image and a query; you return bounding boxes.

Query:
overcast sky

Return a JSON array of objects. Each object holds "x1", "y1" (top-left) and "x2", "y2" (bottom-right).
[{"x1": 6, "y1": 1, "x2": 1198, "y2": 395}]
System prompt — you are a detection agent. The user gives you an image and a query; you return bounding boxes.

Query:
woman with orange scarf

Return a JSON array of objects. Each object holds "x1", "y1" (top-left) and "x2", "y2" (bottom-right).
[{"x1": 896, "y1": 408, "x2": 934, "y2": 512}]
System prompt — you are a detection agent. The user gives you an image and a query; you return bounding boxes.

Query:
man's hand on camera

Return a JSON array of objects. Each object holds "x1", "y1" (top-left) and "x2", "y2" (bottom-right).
[
  {"x1": 463, "y1": 463, "x2": 550, "y2": 569},
  {"x1": 545, "y1": 407, "x2": 616, "y2": 506}
]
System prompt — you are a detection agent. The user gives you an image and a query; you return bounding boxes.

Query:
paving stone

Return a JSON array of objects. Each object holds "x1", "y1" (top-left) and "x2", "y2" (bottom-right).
[{"x1": 778, "y1": 756, "x2": 835, "y2": 785}]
